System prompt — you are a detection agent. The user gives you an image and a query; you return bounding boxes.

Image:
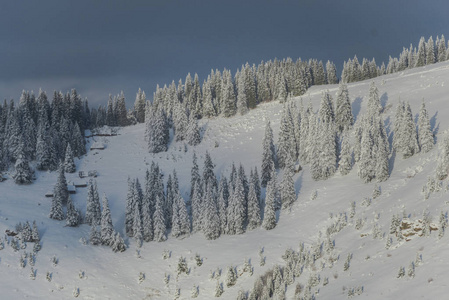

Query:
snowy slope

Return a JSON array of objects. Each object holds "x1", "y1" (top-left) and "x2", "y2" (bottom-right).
[{"x1": 2, "y1": 61, "x2": 449, "y2": 299}]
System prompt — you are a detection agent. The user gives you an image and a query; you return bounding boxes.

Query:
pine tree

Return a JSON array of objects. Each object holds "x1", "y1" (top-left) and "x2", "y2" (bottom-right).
[
  {"x1": 227, "y1": 173, "x2": 246, "y2": 235},
  {"x1": 153, "y1": 195, "x2": 167, "y2": 242},
  {"x1": 49, "y1": 164, "x2": 67, "y2": 220},
  {"x1": 132, "y1": 194, "x2": 143, "y2": 247},
  {"x1": 111, "y1": 232, "x2": 126, "y2": 252},
  {"x1": 86, "y1": 179, "x2": 101, "y2": 226},
  {"x1": 236, "y1": 73, "x2": 249, "y2": 115},
  {"x1": 319, "y1": 91, "x2": 335, "y2": 124},
  {"x1": 190, "y1": 152, "x2": 201, "y2": 201},
  {"x1": 281, "y1": 155, "x2": 296, "y2": 209},
  {"x1": 12, "y1": 146, "x2": 34, "y2": 185},
  {"x1": 335, "y1": 83, "x2": 353, "y2": 133},
  {"x1": 357, "y1": 124, "x2": 375, "y2": 183},
  {"x1": 134, "y1": 88, "x2": 146, "y2": 123},
  {"x1": 400, "y1": 102, "x2": 420, "y2": 158},
  {"x1": 203, "y1": 151, "x2": 217, "y2": 192},
  {"x1": 186, "y1": 114, "x2": 201, "y2": 146},
  {"x1": 338, "y1": 130, "x2": 353, "y2": 175},
  {"x1": 203, "y1": 184, "x2": 220, "y2": 240},
  {"x1": 177, "y1": 190, "x2": 191, "y2": 236},
  {"x1": 125, "y1": 178, "x2": 136, "y2": 237},
  {"x1": 262, "y1": 177, "x2": 277, "y2": 230},
  {"x1": 101, "y1": 193, "x2": 114, "y2": 245},
  {"x1": 31, "y1": 221, "x2": 40, "y2": 242},
  {"x1": 415, "y1": 37, "x2": 426, "y2": 67},
  {"x1": 89, "y1": 224, "x2": 101, "y2": 245},
  {"x1": 191, "y1": 181, "x2": 203, "y2": 232},
  {"x1": 417, "y1": 100, "x2": 434, "y2": 153},
  {"x1": 66, "y1": 196, "x2": 81, "y2": 227},
  {"x1": 64, "y1": 144, "x2": 76, "y2": 173},
  {"x1": 221, "y1": 69, "x2": 236, "y2": 117},
  {"x1": 426, "y1": 36, "x2": 435, "y2": 65},
  {"x1": 247, "y1": 176, "x2": 261, "y2": 230},
  {"x1": 261, "y1": 120, "x2": 275, "y2": 187},
  {"x1": 217, "y1": 176, "x2": 229, "y2": 234},
  {"x1": 277, "y1": 106, "x2": 295, "y2": 169}
]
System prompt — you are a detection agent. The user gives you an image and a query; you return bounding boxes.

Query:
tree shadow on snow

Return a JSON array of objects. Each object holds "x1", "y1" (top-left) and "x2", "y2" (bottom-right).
[
  {"x1": 380, "y1": 92, "x2": 388, "y2": 108},
  {"x1": 430, "y1": 111, "x2": 439, "y2": 143},
  {"x1": 352, "y1": 97, "x2": 363, "y2": 123}
]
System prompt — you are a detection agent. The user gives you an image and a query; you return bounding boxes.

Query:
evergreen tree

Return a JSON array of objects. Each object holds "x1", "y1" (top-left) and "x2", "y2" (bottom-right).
[
  {"x1": 261, "y1": 120, "x2": 276, "y2": 187},
  {"x1": 436, "y1": 136, "x2": 449, "y2": 180},
  {"x1": 236, "y1": 73, "x2": 249, "y2": 115},
  {"x1": 277, "y1": 106, "x2": 295, "y2": 169},
  {"x1": 115, "y1": 91, "x2": 128, "y2": 126},
  {"x1": 134, "y1": 88, "x2": 146, "y2": 123},
  {"x1": 326, "y1": 60, "x2": 338, "y2": 84},
  {"x1": 335, "y1": 83, "x2": 353, "y2": 133},
  {"x1": 221, "y1": 69, "x2": 236, "y2": 117},
  {"x1": 64, "y1": 144, "x2": 76, "y2": 173},
  {"x1": 66, "y1": 196, "x2": 81, "y2": 227},
  {"x1": 375, "y1": 120, "x2": 390, "y2": 182},
  {"x1": 357, "y1": 124, "x2": 375, "y2": 183},
  {"x1": 190, "y1": 152, "x2": 201, "y2": 201},
  {"x1": 148, "y1": 108, "x2": 169, "y2": 153},
  {"x1": 153, "y1": 195, "x2": 167, "y2": 242},
  {"x1": 49, "y1": 165, "x2": 67, "y2": 220},
  {"x1": 203, "y1": 184, "x2": 220, "y2": 240},
  {"x1": 132, "y1": 194, "x2": 143, "y2": 247},
  {"x1": 217, "y1": 176, "x2": 229, "y2": 234},
  {"x1": 417, "y1": 100, "x2": 434, "y2": 153},
  {"x1": 281, "y1": 155, "x2": 296, "y2": 209},
  {"x1": 125, "y1": 178, "x2": 136, "y2": 237},
  {"x1": 426, "y1": 36, "x2": 435, "y2": 65},
  {"x1": 338, "y1": 130, "x2": 353, "y2": 175},
  {"x1": 101, "y1": 193, "x2": 114, "y2": 245},
  {"x1": 227, "y1": 172, "x2": 246, "y2": 235},
  {"x1": 415, "y1": 37, "x2": 426, "y2": 67},
  {"x1": 367, "y1": 82, "x2": 382, "y2": 117},
  {"x1": 399, "y1": 102, "x2": 420, "y2": 158},
  {"x1": 89, "y1": 224, "x2": 101, "y2": 245},
  {"x1": 12, "y1": 146, "x2": 34, "y2": 185},
  {"x1": 111, "y1": 232, "x2": 126, "y2": 252},
  {"x1": 247, "y1": 176, "x2": 261, "y2": 230},
  {"x1": 319, "y1": 91, "x2": 335, "y2": 124},
  {"x1": 262, "y1": 177, "x2": 277, "y2": 230},
  {"x1": 186, "y1": 114, "x2": 201, "y2": 146},
  {"x1": 191, "y1": 180, "x2": 203, "y2": 232},
  {"x1": 203, "y1": 151, "x2": 217, "y2": 192},
  {"x1": 86, "y1": 179, "x2": 101, "y2": 226},
  {"x1": 173, "y1": 103, "x2": 188, "y2": 141}
]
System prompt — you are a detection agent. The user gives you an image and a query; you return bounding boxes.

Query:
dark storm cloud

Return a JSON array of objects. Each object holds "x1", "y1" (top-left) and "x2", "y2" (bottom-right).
[{"x1": 0, "y1": 0, "x2": 448, "y2": 105}]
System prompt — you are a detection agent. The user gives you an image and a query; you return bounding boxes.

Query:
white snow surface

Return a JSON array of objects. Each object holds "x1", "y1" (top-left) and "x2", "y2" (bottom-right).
[{"x1": 2, "y1": 62, "x2": 449, "y2": 299}]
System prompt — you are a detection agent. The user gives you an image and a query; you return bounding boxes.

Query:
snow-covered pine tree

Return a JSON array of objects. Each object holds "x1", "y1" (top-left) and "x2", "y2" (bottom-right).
[
  {"x1": 132, "y1": 194, "x2": 143, "y2": 247},
  {"x1": 203, "y1": 184, "x2": 220, "y2": 240},
  {"x1": 221, "y1": 69, "x2": 236, "y2": 117},
  {"x1": 335, "y1": 83, "x2": 353, "y2": 133},
  {"x1": 262, "y1": 176, "x2": 277, "y2": 230},
  {"x1": 236, "y1": 72, "x2": 249, "y2": 115},
  {"x1": 85, "y1": 179, "x2": 101, "y2": 226},
  {"x1": 247, "y1": 175, "x2": 261, "y2": 230},
  {"x1": 89, "y1": 223, "x2": 101, "y2": 246},
  {"x1": 12, "y1": 145, "x2": 34, "y2": 185},
  {"x1": 226, "y1": 171, "x2": 246, "y2": 235},
  {"x1": 49, "y1": 164, "x2": 68, "y2": 220},
  {"x1": 393, "y1": 100, "x2": 405, "y2": 152},
  {"x1": 338, "y1": 129, "x2": 353, "y2": 175},
  {"x1": 101, "y1": 193, "x2": 114, "y2": 246},
  {"x1": 64, "y1": 144, "x2": 76, "y2": 173},
  {"x1": 153, "y1": 195, "x2": 167, "y2": 242},
  {"x1": 134, "y1": 88, "x2": 146, "y2": 123},
  {"x1": 125, "y1": 178, "x2": 136, "y2": 237},
  {"x1": 261, "y1": 120, "x2": 276, "y2": 187},
  {"x1": 191, "y1": 180, "x2": 203, "y2": 232},
  {"x1": 277, "y1": 106, "x2": 295, "y2": 169},
  {"x1": 176, "y1": 189, "x2": 191, "y2": 236},
  {"x1": 326, "y1": 60, "x2": 338, "y2": 84},
  {"x1": 426, "y1": 36, "x2": 435, "y2": 65},
  {"x1": 66, "y1": 196, "x2": 81, "y2": 227},
  {"x1": 417, "y1": 100, "x2": 434, "y2": 153},
  {"x1": 281, "y1": 154, "x2": 296, "y2": 209},
  {"x1": 111, "y1": 232, "x2": 126, "y2": 252},
  {"x1": 319, "y1": 121, "x2": 337, "y2": 180},
  {"x1": 436, "y1": 136, "x2": 449, "y2": 180},
  {"x1": 399, "y1": 101, "x2": 420, "y2": 158},
  {"x1": 415, "y1": 37, "x2": 426, "y2": 67},
  {"x1": 186, "y1": 114, "x2": 201, "y2": 146},
  {"x1": 217, "y1": 176, "x2": 229, "y2": 234},
  {"x1": 173, "y1": 103, "x2": 188, "y2": 141},
  {"x1": 203, "y1": 151, "x2": 217, "y2": 192},
  {"x1": 357, "y1": 124, "x2": 375, "y2": 183},
  {"x1": 148, "y1": 108, "x2": 169, "y2": 153},
  {"x1": 319, "y1": 91, "x2": 335, "y2": 125},
  {"x1": 367, "y1": 82, "x2": 382, "y2": 117},
  {"x1": 374, "y1": 118, "x2": 390, "y2": 182}
]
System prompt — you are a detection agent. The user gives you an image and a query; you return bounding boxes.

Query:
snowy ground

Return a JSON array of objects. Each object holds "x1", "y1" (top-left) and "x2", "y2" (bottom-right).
[{"x1": 2, "y1": 61, "x2": 449, "y2": 299}]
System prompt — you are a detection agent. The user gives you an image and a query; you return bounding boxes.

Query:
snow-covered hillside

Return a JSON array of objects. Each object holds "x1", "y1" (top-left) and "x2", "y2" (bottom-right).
[{"x1": 2, "y1": 61, "x2": 449, "y2": 299}]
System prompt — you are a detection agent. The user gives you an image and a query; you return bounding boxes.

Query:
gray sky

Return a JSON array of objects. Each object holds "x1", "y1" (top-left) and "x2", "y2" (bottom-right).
[{"x1": 1, "y1": 0, "x2": 448, "y2": 107}]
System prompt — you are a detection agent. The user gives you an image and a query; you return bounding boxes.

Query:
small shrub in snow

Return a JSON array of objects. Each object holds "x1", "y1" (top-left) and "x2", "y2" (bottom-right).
[
  {"x1": 397, "y1": 266, "x2": 405, "y2": 278},
  {"x1": 195, "y1": 253, "x2": 202, "y2": 266},
  {"x1": 19, "y1": 256, "x2": 26, "y2": 268},
  {"x1": 79, "y1": 271, "x2": 84, "y2": 279},
  {"x1": 138, "y1": 272, "x2": 145, "y2": 284},
  {"x1": 408, "y1": 262, "x2": 415, "y2": 278},
  {"x1": 372, "y1": 223, "x2": 382, "y2": 239},
  {"x1": 32, "y1": 241, "x2": 41, "y2": 253},
  {"x1": 349, "y1": 201, "x2": 356, "y2": 218},
  {"x1": 20, "y1": 239, "x2": 27, "y2": 249},
  {"x1": 343, "y1": 253, "x2": 352, "y2": 271},
  {"x1": 173, "y1": 287, "x2": 180, "y2": 300},
  {"x1": 0, "y1": 238, "x2": 4, "y2": 250},
  {"x1": 243, "y1": 258, "x2": 253, "y2": 275},
  {"x1": 225, "y1": 266, "x2": 237, "y2": 287},
  {"x1": 385, "y1": 236, "x2": 392, "y2": 249},
  {"x1": 73, "y1": 287, "x2": 80, "y2": 298},
  {"x1": 308, "y1": 272, "x2": 320, "y2": 288},
  {"x1": 164, "y1": 273, "x2": 170, "y2": 285},
  {"x1": 29, "y1": 267, "x2": 35, "y2": 280},
  {"x1": 237, "y1": 290, "x2": 248, "y2": 300},
  {"x1": 214, "y1": 281, "x2": 223, "y2": 297},
  {"x1": 361, "y1": 197, "x2": 371, "y2": 207},
  {"x1": 79, "y1": 237, "x2": 87, "y2": 246},
  {"x1": 177, "y1": 257, "x2": 188, "y2": 276},
  {"x1": 259, "y1": 254, "x2": 265, "y2": 266},
  {"x1": 46, "y1": 271, "x2": 52, "y2": 282},
  {"x1": 323, "y1": 277, "x2": 329, "y2": 286},
  {"x1": 372, "y1": 184, "x2": 381, "y2": 199},
  {"x1": 191, "y1": 285, "x2": 199, "y2": 298},
  {"x1": 347, "y1": 286, "x2": 363, "y2": 297},
  {"x1": 52, "y1": 255, "x2": 58, "y2": 267},
  {"x1": 29, "y1": 253, "x2": 35, "y2": 266},
  {"x1": 310, "y1": 190, "x2": 318, "y2": 201},
  {"x1": 111, "y1": 232, "x2": 126, "y2": 252},
  {"x1": 294, "y1": 283, "x2": 303, "y2": 297},
  {"x1": 415, "y1": 253, "x2": 423, "y2": 266},
  {"x1": 355, "y1": 218, "x2": 364, "y2": 230},
  {"x1": 162, "y1": 249, "x2": 171, "y2": 259}
]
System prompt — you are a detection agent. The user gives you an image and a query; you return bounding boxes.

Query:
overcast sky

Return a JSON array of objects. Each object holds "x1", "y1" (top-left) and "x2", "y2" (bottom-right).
[{"x1": 1, "y1": 0, "x2": 448, "y2": 106}]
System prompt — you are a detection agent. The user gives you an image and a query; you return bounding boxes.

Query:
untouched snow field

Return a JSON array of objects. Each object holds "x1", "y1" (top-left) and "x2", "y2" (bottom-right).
[{"x1": 2, "y1": 61, "x2": 449, "y2": 299}]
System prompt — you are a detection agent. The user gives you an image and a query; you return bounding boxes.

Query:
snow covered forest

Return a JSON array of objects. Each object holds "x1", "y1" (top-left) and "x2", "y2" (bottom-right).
[{"x1": 2, "y1": 34, "x2": 449, "y2": 299}]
